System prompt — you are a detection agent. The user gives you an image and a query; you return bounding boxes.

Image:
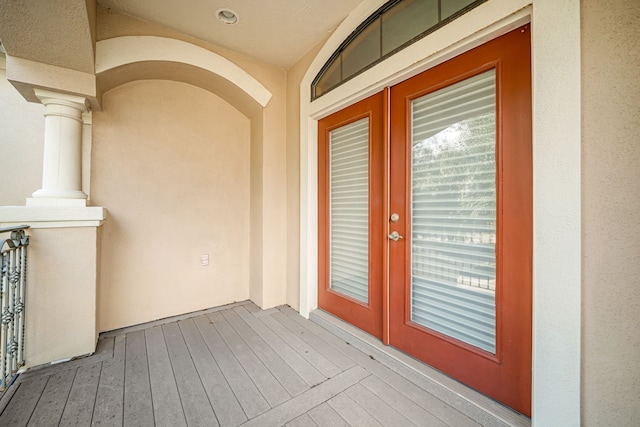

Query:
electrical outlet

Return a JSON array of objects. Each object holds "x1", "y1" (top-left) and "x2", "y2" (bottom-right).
[{"x1": 200, "y1": 254, "x2": 209, "y2": 266}]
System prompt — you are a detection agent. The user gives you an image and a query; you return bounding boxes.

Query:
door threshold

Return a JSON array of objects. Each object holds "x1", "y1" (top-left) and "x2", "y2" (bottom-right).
[{"x1": 310, "y1": 309, "x2": 531, "y2": 427}]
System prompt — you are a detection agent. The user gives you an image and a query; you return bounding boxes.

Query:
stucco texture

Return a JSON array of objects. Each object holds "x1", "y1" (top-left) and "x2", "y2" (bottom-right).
[
  {"x1": 284, "y1": 41, "x2": 325, "y2": 310},
  {"x1": 25, "y1": 227, "x2": 99, "y2": 366},
  {"x1": 95, "y1": 6, "x2": 290, "y2": 312},
  {"x1": 581, "y1": 0, "x2": 640, "y2": 425},
  {"x1": 91, "y1": 80, "x2": 251, "y2": 331},
  {"x1": 0, "y1": 65, "x2": 44, "y2": 206}
]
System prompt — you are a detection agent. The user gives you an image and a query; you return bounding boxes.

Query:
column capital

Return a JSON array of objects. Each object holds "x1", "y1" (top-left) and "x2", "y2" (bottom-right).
[{"x1": 33, "y1": 88, "x2": 89, "y2": 113}]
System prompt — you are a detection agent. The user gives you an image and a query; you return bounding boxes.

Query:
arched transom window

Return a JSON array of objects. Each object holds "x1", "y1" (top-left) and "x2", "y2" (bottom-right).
[{"x1": 311, "y1": 0, "x2": 487, "y2": 100}]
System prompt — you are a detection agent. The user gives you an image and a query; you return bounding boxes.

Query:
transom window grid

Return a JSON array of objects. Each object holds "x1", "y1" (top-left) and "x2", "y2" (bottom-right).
[{"x1": 311, "y1": 0, "x2": 487, "y2": 100}]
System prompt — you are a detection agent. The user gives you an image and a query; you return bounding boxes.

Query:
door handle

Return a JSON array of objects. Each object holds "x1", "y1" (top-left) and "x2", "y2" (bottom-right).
[{"x1": 388, "y1": 231, "x2": 403, "y2": 241}]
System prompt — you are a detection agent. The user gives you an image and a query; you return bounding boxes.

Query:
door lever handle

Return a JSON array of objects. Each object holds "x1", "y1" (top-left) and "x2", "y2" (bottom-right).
[{"x1": 388, "y1": 231, "x2": 403, "y2": 241}]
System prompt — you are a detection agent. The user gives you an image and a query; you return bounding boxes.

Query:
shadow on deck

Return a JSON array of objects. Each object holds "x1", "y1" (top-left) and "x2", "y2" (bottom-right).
[{"x1": 0, "y1": 301, "x2": 530, "y2": 426}]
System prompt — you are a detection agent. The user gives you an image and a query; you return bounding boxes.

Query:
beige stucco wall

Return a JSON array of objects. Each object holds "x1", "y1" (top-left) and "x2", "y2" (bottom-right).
[
  {"x1": 257, "y1": 76, "x2": 288, "y2": 309},
  {"x1": 0, "y1": 1, "x2": 95, "y2": 75},
  {"x1": 285, "y1": 42, "x2": 325, "y2": 310},
  {"x1": 581, "y1": 0, "x2": 640, "y2": 425},
  {"x1": 95, "y1": 7, "x2": 289, "y2": 316},
  {"x1": 0, "y1": 58, "x2": 44, "y2": 206},
  {"x1": 249, "y1": 112, "x2": 264, "y2": 307},
  {"x1": 25, "y1": 227, "x2": 99, "y2": 367},
  {"x1": 92, "y1": 80, "x2": 251, "y2": 331}
]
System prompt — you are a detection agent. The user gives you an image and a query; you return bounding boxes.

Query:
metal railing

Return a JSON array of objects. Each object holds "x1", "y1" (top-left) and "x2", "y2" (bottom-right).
[{"x1": 0, "y1": 225, "x2": 29, "y2": 391}]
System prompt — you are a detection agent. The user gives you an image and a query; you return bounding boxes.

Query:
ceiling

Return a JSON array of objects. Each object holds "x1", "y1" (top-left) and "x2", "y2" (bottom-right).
[{"x1": 97, "y1": 0, "x2": 364, "y2": 70}]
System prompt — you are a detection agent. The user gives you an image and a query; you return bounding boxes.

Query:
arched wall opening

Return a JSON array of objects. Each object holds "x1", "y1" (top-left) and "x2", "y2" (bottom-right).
[
  {"x1": 93, "y1": 36, "x2": 274, "y2": 331},
  {"x1": 92, "y1": 79, "x2": 251, "y2": 331}
]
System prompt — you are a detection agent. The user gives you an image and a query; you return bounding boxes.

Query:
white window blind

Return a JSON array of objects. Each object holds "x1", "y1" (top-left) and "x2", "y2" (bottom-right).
[
  {"x1": 330, "y1": 118, "x2": 370, "y2": 303},
  {"x1": 410, "y1": 70, "x2": 497, "y2": 353}
]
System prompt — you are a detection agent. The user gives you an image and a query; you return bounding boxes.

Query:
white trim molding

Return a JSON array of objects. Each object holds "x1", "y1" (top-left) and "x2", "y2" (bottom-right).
[{"x1": 0, "y1": 206, "x2": 106, "y2": 229}]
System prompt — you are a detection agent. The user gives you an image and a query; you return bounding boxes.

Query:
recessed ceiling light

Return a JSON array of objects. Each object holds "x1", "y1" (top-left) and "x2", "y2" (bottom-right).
[{"x1": 216, "y1": 8, "x2": 239, "y2": 25}]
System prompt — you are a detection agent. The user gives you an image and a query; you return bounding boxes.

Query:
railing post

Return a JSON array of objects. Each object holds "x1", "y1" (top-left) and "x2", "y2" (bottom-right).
[{"x1": 0, "y1": 225, "x2": 30, "y2": 391}]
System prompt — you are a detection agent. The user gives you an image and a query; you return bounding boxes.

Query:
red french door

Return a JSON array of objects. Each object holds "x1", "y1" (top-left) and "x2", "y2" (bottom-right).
[
  {"x1": 318, "y1": 92, "x2": 385, "y2": 339},
  {"x1": 319, "y1": 26, "x2": 532, "y2": 415},
  {"x1": 388, "y1": 25, "x2": 532, "y2": 415}
]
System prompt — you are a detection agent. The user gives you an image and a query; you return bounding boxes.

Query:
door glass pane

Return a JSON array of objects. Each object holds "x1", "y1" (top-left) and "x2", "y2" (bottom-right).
[
  {"x1": 410, "y1": 70, "x2": 496, "y2": 353},
  {"x1": 330, "y1": 118, "x2": 369, "y2": 303}
]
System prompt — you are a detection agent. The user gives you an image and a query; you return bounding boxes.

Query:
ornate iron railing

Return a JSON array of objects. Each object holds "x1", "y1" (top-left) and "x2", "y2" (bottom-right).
[{"x1": 0, "y1": 225, "x2": 29, "y2": 391}]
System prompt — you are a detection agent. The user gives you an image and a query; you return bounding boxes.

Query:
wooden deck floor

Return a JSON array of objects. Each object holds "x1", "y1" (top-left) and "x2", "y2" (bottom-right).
[{"x1": 0, "y1": 302, "x2": 528, "y2": 426}]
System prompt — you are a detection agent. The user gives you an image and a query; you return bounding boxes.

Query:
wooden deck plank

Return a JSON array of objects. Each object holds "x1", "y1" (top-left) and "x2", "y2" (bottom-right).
[
  {"x1": 222, "y1": 308, "x2": 309, "y2": 397},
  {"x1": 193, "y1": 314, "x2": 270, "y2": 419},
  {"x1": 243, "y1": 302, "x2": 261, "y2": 314},
  {"x1": 0, "y1": 373, "x2": 21, "y2": 416},
  {"x1": 20, "y1": 338, "x2": 114, "y2": 382},
  {"x1": 240, "y1": 366, "x2": 370, "y2": 427},
  {"x1": 0, "y1": 374, "x2": 48, "y2": 426},
  {"x1": 307, "y1": 403, "x2": 350, "y2": 427},
  {"x1": 179, "y1": 318, "x2": 247, "y2": 427},
  {"x1": 328, "y1": 392, "x2": 383, "y2": 427},
  {"x1": 345, "y1": 383, "x2": 415, "y2": 427},
  {"x1": 123, "y1": 329, "x2": 154, "y2": 427},
  {"x1": 259, "y1": 313, "x2": 342, "y2": 379},
  {"x1": 144, "y1": 325, "x2": 187, "y2": 427},
  {"x1": 285, "y1": 413, "x2": 318, "y2": 427},
  {"x1": 27, "y1": 367, "x2": 76, "y2": 426},
  {"x1": 279, "y1": 306, "x2": 481, "y2": 427},
  {"x1": 92, "y1": 334, "x2": 125, "y2": 426},
  {"x1": 233, "y1": 306, "x2": 326, "y2": 387},
  {"x1": 4, "y1": 303, "x2": 522, "y2": 427},
  {"x1": 209, "y1": 311, "x2": 290, "y2": 408},
  {"x1": 162, "y1": 322, "x2": 218, "y2": 427},
  {"x1": 95, "y1": 336, "x2": 115, "y2": 358},
  {"x1": 272, "y1": 310, "x2": 355, "y2": 371},
  {"x1": 99, "y1": 302, "x2": 253, "y2": 339},
  {"x1": 362, "y1": 365, "x2": 480, "y2": 427},
  {"x1": 59, "y1": 362, "x2": 101, "y2": 427},
  {"x1": 360, "y1": 375, "x2": 449, "y2": 427}
]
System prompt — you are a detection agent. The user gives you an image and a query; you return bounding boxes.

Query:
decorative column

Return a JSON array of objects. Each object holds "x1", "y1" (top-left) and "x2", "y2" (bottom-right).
[{"x1": 26, "y1": 89, "x2": 88, "y2": 207}]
